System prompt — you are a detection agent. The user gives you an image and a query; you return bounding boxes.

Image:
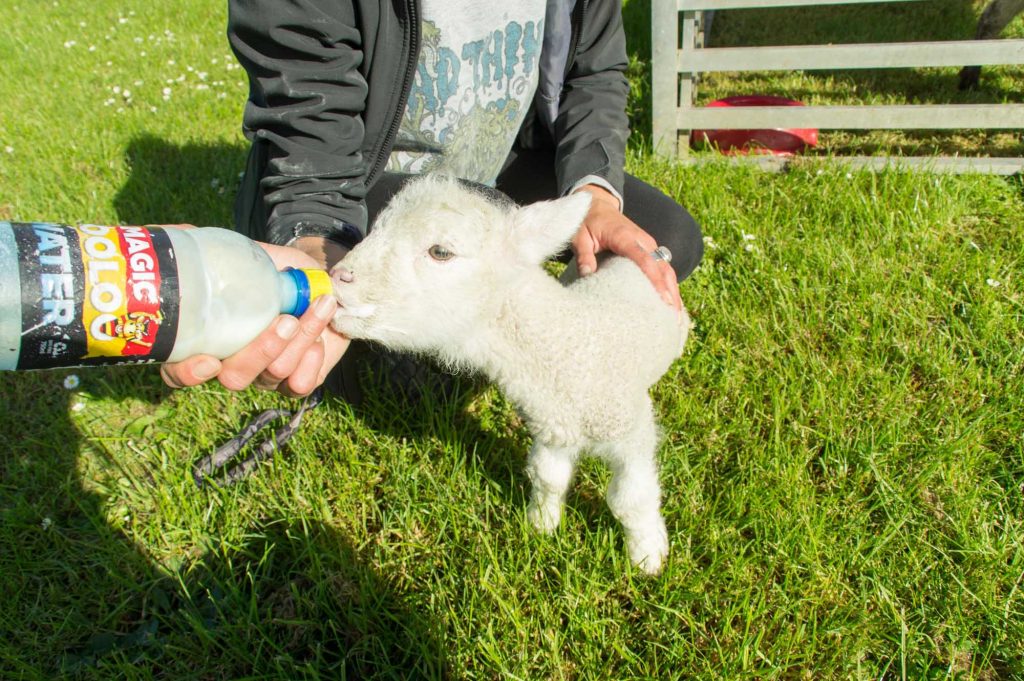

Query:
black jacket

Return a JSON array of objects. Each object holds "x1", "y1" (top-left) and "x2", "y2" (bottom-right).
[{"x1": 228, "y1": 0, "x2": 630, "y2": 245}]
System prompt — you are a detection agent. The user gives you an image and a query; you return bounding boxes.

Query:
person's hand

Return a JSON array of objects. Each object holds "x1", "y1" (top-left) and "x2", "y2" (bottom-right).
[
  {"x1": 571, "y1": 185, "x2": 683, "y2": 311},
  {"x1": 160, "y1": 236, "x2": 348, "y2": 397}
]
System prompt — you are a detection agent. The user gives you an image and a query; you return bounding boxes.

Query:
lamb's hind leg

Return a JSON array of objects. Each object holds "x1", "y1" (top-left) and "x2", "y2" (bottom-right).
[
  {"x1": 525, "y1": 442, "x2": 578, "y2": 534},
  {"x1": 599, "y1": 415, "x2": 669, "y2": 575}
]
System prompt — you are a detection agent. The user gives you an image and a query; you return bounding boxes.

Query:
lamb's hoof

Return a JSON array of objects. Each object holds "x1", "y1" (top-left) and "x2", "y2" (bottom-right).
[
  {"x1": 626, "y1": 522, "x2": 669, "y2": 575},
  {"x1": 527, "y1": 501, "x2": 561, "y2": 534}
]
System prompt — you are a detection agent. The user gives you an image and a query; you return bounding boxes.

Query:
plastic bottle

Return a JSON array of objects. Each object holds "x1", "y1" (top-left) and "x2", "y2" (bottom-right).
[{"x1": 0, "y1": 222, "x2": 332, "y2": 370}]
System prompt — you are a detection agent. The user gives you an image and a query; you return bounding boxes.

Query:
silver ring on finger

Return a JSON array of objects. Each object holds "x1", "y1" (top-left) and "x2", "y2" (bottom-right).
[{"x1": 650, "y1": 245, "x2": 672, "y2": 264}]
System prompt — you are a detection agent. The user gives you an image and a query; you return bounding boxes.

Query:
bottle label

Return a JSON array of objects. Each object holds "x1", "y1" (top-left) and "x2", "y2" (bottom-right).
[{"x1": 12, "y1": 223, "x2": 180, "y2": 368}]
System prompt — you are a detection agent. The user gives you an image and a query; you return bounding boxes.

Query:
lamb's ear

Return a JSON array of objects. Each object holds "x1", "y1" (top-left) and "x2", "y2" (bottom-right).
[{"x1": 510, "y1": 192, "x2": 593, "y2": 264}]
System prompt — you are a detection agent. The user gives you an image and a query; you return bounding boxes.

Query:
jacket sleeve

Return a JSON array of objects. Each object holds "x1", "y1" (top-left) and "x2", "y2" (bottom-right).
[
  {"x1": 229, "y1": 0, "x2": 370, "y2": 244},
  {"x1": 552, "y1": 0, "x2": 630, "y2": 199}
]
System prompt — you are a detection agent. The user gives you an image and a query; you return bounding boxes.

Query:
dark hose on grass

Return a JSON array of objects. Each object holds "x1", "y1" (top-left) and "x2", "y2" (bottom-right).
[{"x1": 192, "y1": 388, "x2": 323, "y2": 487}]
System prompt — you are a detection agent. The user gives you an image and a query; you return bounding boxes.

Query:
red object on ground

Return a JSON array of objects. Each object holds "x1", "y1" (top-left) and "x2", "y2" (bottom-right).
[{"x1": 690, "y1": 95, "x2": 818, "y2": 156}]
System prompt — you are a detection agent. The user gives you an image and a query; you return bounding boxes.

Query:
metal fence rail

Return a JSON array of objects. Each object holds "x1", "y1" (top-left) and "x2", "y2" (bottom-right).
[{"x1": 651, "y1": 0, "x2": 1024, "y2": 170}]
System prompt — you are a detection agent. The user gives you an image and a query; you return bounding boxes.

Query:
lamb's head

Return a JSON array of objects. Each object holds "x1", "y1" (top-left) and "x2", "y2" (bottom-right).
[{"x1": 329, "y1": 175, "x2": 591, "y2": 357}]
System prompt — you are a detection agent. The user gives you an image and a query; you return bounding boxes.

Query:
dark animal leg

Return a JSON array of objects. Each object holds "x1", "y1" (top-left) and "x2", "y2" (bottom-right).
[{"x1": 959, "y1": 0, "x2": 1024, "y2": 89}]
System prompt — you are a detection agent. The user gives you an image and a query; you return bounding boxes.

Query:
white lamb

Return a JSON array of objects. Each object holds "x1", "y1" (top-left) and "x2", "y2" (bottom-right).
[{"x1": 329, "y1": 175, "x2": 689, "y2": 574}]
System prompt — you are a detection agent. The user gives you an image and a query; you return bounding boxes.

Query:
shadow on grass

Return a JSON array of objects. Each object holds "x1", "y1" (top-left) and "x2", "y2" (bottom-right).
[
  {"x1": 0, "y1": 372, "x2": 447, "y2": 675},
  {"x1": 348, "y1": 350, "x2": 637, "y2": 546},
  {"x1": 0, "y1": 135, "x2": 450, "y2": 677},
  {"x1": 349, "y1": 355, "x2": 530, "y2": 511},
  {"x1": 113, "y1": 133, "x2": 249, "y2": 227}
]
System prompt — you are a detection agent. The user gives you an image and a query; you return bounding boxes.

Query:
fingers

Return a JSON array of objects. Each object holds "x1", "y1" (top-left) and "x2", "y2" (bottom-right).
[
  {"x1": 277, "y1": 337, "x2": 327, "y2": 397},
  {"x1": 213, "y1": 316, "x2": 299, "y2": 391},
  {"x1": 572, "y1": 228, "x2": 598, "y2": 277},
  {"x1": 628, "y1": 240, "x2": 682, "y2": 311},
  {"x1": 315, "y1": 329, "x2": 352, "y2": 388},
  {"x1": 605, "y1": 228, "x2": 679, "y2": 310},
  {"x1": 157, "y1": 236, "x2": 338, "y2": 396},
  {"x1": 159, "y1": 295, "x2": 342, "y2": 398},
  {"x1": 271, "y1": 295, "x2": 344, "y2": 396},
  {"x1": 256, "y1": 296, "x2": 337, "y2": 392},
  {"x1": 661, "y1": 263, "x2": 684, "y2": 311},
  {"x1": 584, "y1": 209, "x2": 683, "y2": 311},
  {"x1": 217, "y1": 296, "x2": 338, "y2": 393},
  {"x1": 212, "y1": 294, "x2": 335, "y2": 391},
  {"x1": 161, "y1": 355, "x2": 222, "y2": 389},
  {"x1": 277, "y1": 314, "x2": 350, "y2": 397}
]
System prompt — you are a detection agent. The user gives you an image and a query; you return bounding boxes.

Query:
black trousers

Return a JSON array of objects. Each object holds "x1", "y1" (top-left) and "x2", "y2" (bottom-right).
[{"x1": 364, "y1": 148, "x2": 704, "y2": 282}]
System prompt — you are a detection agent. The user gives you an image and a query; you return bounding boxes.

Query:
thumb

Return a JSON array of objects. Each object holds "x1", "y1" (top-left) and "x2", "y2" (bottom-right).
[{"x1": 161, "y1": 355, "x2": 222, "y2": 389}]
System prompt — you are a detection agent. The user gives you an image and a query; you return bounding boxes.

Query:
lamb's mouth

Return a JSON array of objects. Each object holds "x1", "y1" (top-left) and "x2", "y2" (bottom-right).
[
  {"x1": 337, "y1": 303, "x2": 377, "y2": 319},
  {"x1": 331, "y1": 294, "x2": 376, "y2": 319},
  {"x1": 331, "y1": 302, "x2": 377, "y2": 336}
]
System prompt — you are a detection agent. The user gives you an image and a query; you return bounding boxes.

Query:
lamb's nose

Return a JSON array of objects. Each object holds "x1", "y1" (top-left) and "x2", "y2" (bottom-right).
[{"x1": 331, "y1": 265, "x2": 354, "y2": 285}]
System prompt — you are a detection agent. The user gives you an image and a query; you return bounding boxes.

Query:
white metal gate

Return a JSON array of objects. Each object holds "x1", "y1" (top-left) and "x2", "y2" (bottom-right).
[{"x1": 651, "y1": 0, "x2": 1024, "y2": 172}]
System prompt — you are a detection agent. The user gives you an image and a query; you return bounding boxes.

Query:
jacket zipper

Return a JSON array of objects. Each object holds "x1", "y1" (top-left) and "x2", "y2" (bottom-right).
[
  {"x1": 565, "y1": 0, "x2": 587, "y2": 81},
  {"x1": 367, "y1": 0, "x2": 421, "y2": 187}
]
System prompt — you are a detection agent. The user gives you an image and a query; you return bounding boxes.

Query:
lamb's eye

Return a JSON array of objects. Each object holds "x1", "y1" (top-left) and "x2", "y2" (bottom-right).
[{"x1": 428, "y1": 244, "x2": 455, "y2": 261}]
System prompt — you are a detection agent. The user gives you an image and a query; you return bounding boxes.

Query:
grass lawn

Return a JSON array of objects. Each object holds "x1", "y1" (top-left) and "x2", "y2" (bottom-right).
[{"x1": 1, "y1": 0, "x2": 1023, "y2": 678}]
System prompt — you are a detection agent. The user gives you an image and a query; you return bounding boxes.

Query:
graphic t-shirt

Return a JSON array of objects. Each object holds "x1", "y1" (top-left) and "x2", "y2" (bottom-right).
[{"x1": 388, "y1": 0, "x2": 547, "y2": 186}]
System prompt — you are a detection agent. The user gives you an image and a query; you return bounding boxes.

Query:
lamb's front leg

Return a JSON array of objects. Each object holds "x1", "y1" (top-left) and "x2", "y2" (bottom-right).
[
  {"x1": 601, "y1": 420, "x2": 669, "y2": 575},
  {"x1": 525, "y1": 441, "x2": 578, "y2": 534}
]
